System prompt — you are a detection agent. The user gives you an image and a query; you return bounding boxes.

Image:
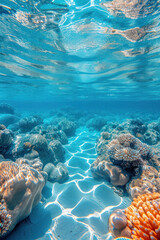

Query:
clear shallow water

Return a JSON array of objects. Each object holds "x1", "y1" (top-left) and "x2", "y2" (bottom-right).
[
  {"x1": 6, "y1": 126, "x2": 131, "y2": 240},
  {"x1": 1, "y1": 0, "x2": 160, "y2": 239},
  {"x1": 0, "y1": 0, "x2": 160, "y2": 101},
  {"x1": 1, "y1": 106, "x2": 160, "y2": 240}
]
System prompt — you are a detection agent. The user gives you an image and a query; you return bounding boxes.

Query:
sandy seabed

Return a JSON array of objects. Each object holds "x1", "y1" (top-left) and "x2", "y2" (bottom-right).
[{"x1": 6, "y1": 127, "x2": 131, "y2": 240}]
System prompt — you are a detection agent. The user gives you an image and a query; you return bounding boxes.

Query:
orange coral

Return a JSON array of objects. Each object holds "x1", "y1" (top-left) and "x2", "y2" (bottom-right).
[{"x1": 125, "y1": 192, "x2": 160, "y2": 240}]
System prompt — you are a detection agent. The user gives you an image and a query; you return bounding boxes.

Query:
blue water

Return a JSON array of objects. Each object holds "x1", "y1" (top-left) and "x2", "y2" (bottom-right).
[
  {"x1": 0, "y1": 0, "x2": 160, "y2": 239},
  {"x1": 0, "y1": 0, "x2": 160, "y2": 101}
]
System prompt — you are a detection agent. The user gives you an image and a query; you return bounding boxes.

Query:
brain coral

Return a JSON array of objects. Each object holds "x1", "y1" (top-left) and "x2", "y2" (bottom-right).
[
  {"x1": 108, "y1": 134, "x2": 151, "y2": 164},
  {"x1": 0, "y1": 161, "x2": 45, "y2": 237},
  {"x1": 109, "y1": 192, "x2": 160, "y2": 240},
  {"x1": 91, "y1": 133, "x2": 152, "y2": 188}
]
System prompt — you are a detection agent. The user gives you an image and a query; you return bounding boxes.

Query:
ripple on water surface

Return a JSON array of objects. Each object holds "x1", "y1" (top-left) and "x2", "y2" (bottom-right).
[{"x1": 0, "y1": 0, "x2": 160, "y2": 101}]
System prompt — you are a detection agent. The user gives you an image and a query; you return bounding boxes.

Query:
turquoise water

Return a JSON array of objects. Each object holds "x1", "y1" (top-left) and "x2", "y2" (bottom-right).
[
  {"x1": 5, "y1": 124, "x2": 131, "y2": 240},
  {"x1": 0, "y1": 0, "x2": 160, "y2": 101},
  {"x1": 0, "y1": 0, "x2": 160, "y2": 240}
]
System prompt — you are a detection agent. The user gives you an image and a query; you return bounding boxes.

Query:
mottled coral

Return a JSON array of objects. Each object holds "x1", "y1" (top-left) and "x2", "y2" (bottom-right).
[
  {"x1": 108, "y1": 134, "x2": 151, "y2": 165},
  {"x1": 109, "y1": 146, "x2": 142, "y2": 168},
  {"x1": 16, "y1": 157, "x2": 43, "y2": 173},
  {"x1": 109, "y1": 192, "x2": 160, "y2": 239},
  {"x1": 0, "y1": 129, "x2": 12, "y2": 148},
  {"x1": 91, "y1": 133, "x2": 154, "y2": 196},
  {"x1": 30, "y1": 134, "x2": 65, "y2": 166},
  {"x1": 128, "y1": 119, "x2": 147, "y2": 136},
  {"x1": 96, "y1": 132, "x2": 110, "y2": 156},
  {"x1": 30, "y1": 134, "x2": 48, "y2": 152},
  {"x1": 128, "y1": 165, "x2": 160, "y2": 199},
  {"x1": 19, "y1": 115, "x2": 42, "y2": 133},
  {"x1": 144, "y1": 129, "x2": 160, "y2": 145},
  {"x1": 92, "y1": 134, "x2": 152, "y2": 185},
  {"x1": 43, "y1": 162, "x2": 68, "y2": 183},
  {"x1": 31, "y1": 124, "x2": 68, "y2": 144},
  {"x1": 0, "y1": 128, "x2": 13, "y2": 155},
  {"x1": 58, "y1": 118, "x2": 76, "y2": 137},
  {"x1": 49, "y1": 140, "x2": 65, "y2": 163},
  {"x1": 8, "y1": 135, "x2": 31, "y2": 159},
  {"x1": 0, "y1": 161, "x2": 46, "y2": 237},
  {"x1": 0, "y1": 203, "x2": 11, "y2": 236},
  {"x1": 0, "y1": 124, "x2": 6, "y2": 130}
]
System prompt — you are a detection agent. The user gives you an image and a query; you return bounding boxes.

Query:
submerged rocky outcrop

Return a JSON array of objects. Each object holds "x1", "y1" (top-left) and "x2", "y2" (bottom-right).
[{"x1": 91, "y1": 133, "x2": 160, "y2": 198}]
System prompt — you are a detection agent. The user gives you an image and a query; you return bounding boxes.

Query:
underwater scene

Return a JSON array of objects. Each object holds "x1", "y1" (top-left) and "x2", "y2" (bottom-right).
[{"x1": 1, "y1": 0, "x2": 160, "y2": 239}]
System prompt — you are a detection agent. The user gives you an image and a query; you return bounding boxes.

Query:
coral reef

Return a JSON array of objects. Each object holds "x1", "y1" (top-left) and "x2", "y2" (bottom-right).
[
  {"x1": 31, "y1": 125, "x2": 68, "y2": 144},
  {"x1": 16, "y1": 157, "x2": 43, "y2": 172},
  {"x1": 0, "y1": 128, "x2": 13, "y2": 155},
  {"x1": 96, "y1": 132, "x2": 110, "y2": 156},
  {"x1": 3, "y1": 104, "x2": 160, "y2": 239},
  {"x1": 91, "y1": 156, "x2": 129, "y2": 186},
  {"x1": 8, "y1": 135, "x2": 31, "y2": 159},
  {"x1": 91, "y1": 133, "x2": 152, "y2": 189},
  {"x1": 19, "y1": 115, "x2": 43, "y2": 133},
  {"x1": 128, "y1": 165, "x2": 160, "y2": 199},
  {"x1": 49, "y1": 140, "x2": 65, "y2": 163},
  {"x1": 109, "y1": 192, "x2": 160, "y2": 239},
  {"x1": 0, "y1": 114, "x2": 19, "y2": 127},
  {"x1": 30, "y1": 134, "x2": 48, "y2": 152},
  {"x1": 100, "y1": 118, "x2": 160, "y2": 147},
  {"x1": 0, "y1": 161, "x2": 46, "y2": 237},
  {"x1": 128, "y1": 119, "x2": 147, "y2": 135},
  {"x1": 58, "y1": 118, "x2": 76, "y2": 137},
  {"x1": 86, "y1": 117, "x2": 106, "y2": 131},
  {"x1": 43, "y1": 162, "x2": 68, "y2": 183},
  {"x1": 0, "y1": 124, "x2": 5, "y2": 130},
  {"x1": 144, "y1": 129, "x2": 160, "y2": 145},
  {"x1": 24, "y1": 149, "x2": 39, "y2": 160},
  {"x1": 29, "y1": 134, "x2": 65, "y2": 165}
]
